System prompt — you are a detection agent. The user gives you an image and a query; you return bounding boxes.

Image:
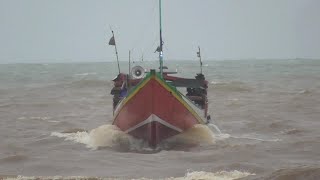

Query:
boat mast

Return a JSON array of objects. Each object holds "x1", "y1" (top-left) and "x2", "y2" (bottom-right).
[
  {"x1": 197, "y1": 46, "x2": 202, "y2": 74},
  {"x1": 159, "y1": 0, "x2": 164, "y2": 76},
  {"x1": 109, "y1": 29, "x2": 120, "y2": 74},
  {"x1": 128, "y1": 50, "x2": 131, "y2": 75},
  {"x1": 113, "y1": 31, "x2": 120, "y2": 74}
]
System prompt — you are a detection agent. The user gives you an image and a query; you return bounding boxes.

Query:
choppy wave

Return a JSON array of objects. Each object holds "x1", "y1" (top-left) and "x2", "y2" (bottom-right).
[
  {"x1": 297, "y1": 89, "x2": 312, "y2": 95},
  {"x1": 74, "y1": 72, "x2": 97, "y2": 76},
  {"x1": 174, "y1": 170, "x2": 254, "y2": 180},
  {"x1": 44, "y1": 79, "x2": 108, "y2": 89},
  {"x1": 17, "y1": 116, "x2": 57, "y2": 123},
  {"x1": 229, "y1": 133, "x2": 281, "y2": 142},
  {"x1": 210, "y1": 81, "x2": 252, "y2": 92},
  {"x1": 0, "y1": 155, "x2": 28, "y2": 163},
  {"x1": 69, "y1": 79, "x2": 108, "y2": 88},
  {"x1": 51, "y1": 124, "x2": 217, "y2": 151},
  {"x1": 1, "y1": 170, "x2": 254, "y2": 180},
  {"x1": 280, "y1": 128, "x2": 304, "y2": 135},
  {"x1": 251, "y1": 166, "x2": 320, "y2": 180}
]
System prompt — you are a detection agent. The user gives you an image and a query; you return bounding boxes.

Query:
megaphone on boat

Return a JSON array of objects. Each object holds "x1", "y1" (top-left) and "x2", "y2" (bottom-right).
[{"x1": 131, "y1": 65, "x2": 145, "y2": 79}]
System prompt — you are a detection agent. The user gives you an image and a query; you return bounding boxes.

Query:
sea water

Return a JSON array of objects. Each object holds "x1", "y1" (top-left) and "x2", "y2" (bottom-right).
[{"x1": 0, "y1": 59, "x2": 319, "y2": 179}]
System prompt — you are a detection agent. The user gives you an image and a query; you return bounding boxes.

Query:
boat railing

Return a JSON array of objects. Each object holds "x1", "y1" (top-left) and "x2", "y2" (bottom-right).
[{"x1": 177, "y1": 90, "x2": 204, "y2": 110}]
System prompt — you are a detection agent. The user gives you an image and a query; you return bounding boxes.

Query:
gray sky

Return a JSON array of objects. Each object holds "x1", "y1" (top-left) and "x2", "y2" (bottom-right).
[{"x1": 0, "y1": 0, "x2": 319, "y2": 63}]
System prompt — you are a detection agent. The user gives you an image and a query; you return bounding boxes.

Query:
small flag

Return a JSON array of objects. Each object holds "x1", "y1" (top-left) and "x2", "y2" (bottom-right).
[
  {"x1": 154, "y1": 46, "x2": 161, "y2": 53},
  {"x1": 197, "y1": 47, "x2": 202, "y2": 66},
  {"x1": 109, "y1": 36, "x2": 115, "y2": 46}
]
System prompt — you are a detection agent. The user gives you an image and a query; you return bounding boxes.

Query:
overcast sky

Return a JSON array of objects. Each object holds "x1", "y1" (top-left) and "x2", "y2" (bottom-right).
[{"x1": 0, "y1": 0, "x2": 319, "y2": 63}]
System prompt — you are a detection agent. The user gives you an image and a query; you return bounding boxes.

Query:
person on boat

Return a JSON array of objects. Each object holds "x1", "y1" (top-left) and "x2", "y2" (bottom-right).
[
  {"x1": 119, "y1": 80, "x2": 128, "y2": 98},
  {"x1": 119, "y1": 87, "x2": 127, "y2": 98}
]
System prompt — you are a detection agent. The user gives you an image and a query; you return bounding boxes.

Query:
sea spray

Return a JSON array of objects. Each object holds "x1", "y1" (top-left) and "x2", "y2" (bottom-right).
[
  {"x1": 51, "y1": 125, "x2": 129, "y2": 150},
  {"x1": 208, "y1": 122, "x2": 222, "y2": 134},
  {"x1": 164, "y1": 124, "x2": 216, "y2": 146}
]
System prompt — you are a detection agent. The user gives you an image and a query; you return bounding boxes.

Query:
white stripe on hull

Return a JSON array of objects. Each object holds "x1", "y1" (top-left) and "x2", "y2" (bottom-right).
[{"x1": 125, "y1": 114, "x2": 183, "y2": 133}]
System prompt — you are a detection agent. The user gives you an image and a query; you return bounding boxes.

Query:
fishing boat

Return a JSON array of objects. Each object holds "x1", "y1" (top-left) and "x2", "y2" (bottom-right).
[{"x1": 109, "y1": 0, "x2": 210, "y2": 147}]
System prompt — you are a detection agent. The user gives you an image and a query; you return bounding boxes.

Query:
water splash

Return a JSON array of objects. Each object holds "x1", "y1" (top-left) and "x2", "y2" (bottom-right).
[
  {"x1": 164, "y1": 124, "x2": 216, "y2": 146},
  {"x1": 51, "y1": 124, "x2": 218, "y2": 151},
  {"x1": 51, "y1": 124, "x2": 140, "y2": 150},
  {"x1": 208, "y1": 123, "x2": 222, "y2": 134}
]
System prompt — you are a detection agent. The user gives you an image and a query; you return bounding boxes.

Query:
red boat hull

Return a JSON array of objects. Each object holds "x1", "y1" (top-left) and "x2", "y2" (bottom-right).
[{"x1": 112, "y1": 72, "x2": 205, "y2": 147}]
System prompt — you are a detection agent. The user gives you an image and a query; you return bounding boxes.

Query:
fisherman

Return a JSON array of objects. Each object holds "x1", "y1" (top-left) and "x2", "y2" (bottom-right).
[{"x1": 119, "y1": 81, "x2": 128, "y2": 98}]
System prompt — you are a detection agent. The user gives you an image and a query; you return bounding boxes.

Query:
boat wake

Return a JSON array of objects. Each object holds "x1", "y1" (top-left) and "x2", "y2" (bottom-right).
[{"x1": 51, "y1": 124, "x2": 218, "y2": 152}]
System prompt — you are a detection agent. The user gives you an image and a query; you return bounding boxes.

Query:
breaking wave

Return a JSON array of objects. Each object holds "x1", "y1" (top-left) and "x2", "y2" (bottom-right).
[
  {"x1": 174, "y1": 170, "x2": 254, "y2": 180},
  {"x1": 1, "y1": 170, "x2": 254, "y2": 180},
  {"x1": 0, "y1": 155, "x2": 28, "y2": 163},
  {"x1": 51, "y1": 124, "x2": 217, "y2": 152},
  {"x1": 74, "y1": 72, "x2": 97, "y2": 76},
  {"x1": 297, "y1": 89, "x2": 312, "y2": 95}
]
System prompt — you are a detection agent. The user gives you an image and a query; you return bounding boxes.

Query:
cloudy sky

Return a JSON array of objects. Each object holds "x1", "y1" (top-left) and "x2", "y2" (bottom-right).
[{"x1": 0, "y1": 0, "x2": 319, "y2": 63}]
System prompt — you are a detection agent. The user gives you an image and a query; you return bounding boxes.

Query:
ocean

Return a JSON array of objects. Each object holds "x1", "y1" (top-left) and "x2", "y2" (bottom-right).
[{"x1": 0, "y1": 59, "x2": 319, "y2": 180}]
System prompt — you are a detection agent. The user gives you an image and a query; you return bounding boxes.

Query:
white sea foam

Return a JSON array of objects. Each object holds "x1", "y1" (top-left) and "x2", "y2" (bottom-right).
[
  {"x1": 18, "y1": 116, "x2": 53, "y2": 121},
  {"x1": 229, "y1": 134, "x2": 281, "y2": 142},
  {"x1": 210, "y1": 80, "x2": 224, "y2": 85},
  {"x1": 30, "y1": 116, "x2": 52, "y2": 120},
  {"x1": 51, "y1": 124, "x2": 145, "y2": 150},
  {"x1": 47, "y1": 120, "x2": 60, "y2": 123},
  {"x1": 165, "y1": 124, "x2": 216, "y2": 145},
  {"x1": 3, "y1": 170, "x2": 254, "y2": 180},
  {"x1": 74, "y1": 72, "x2": 97, "y2": 76},
  {"x1": 171, "y1": 170, "x2": 254, "y2": 180}
]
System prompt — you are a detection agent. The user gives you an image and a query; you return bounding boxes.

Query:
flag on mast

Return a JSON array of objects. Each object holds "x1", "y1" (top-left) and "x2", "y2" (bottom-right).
[
  {"x1": 108, "y1": 30, "x2": 120, "y2": 74},
  {"x1": 197, "y1": 47, "x2": 202, "y2": 66},
  {"x1": 109, "y1": 36, "x2": 116, "y2": 46},
  {"x1": 154, "y1": 46, "x2": 161, "y2": 53}
]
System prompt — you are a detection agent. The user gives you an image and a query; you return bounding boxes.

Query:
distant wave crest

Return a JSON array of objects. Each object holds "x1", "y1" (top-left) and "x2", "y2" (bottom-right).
[
  {"x1": 1, "y1": 170, "x2": 254, "y2": 180},
  {"x1": 210, "y1": 81, "x2": 253, "y2": 92}
]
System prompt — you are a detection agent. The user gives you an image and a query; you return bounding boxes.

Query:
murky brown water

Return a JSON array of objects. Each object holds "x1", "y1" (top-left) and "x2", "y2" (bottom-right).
[{"x1": 0, "y1": 60, "x2": 319, "y2": 179}]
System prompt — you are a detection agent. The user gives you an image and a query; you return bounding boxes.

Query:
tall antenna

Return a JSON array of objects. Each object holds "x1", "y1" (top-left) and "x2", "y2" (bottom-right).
[
  {"x1": 129, "y1": 50, "x2": 131, "y2": 75},
  {"x1": 197, "y1": 46, "x2": 202, "y2": 74},
  {"x1": 159, "y1": 0, "x2": 164, "y2": 76}
]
